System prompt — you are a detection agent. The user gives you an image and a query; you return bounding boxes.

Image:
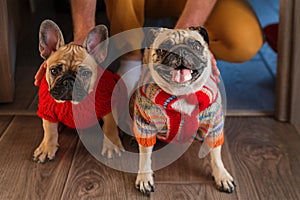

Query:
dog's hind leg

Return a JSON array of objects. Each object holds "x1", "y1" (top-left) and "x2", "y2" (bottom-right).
[{"x1": 101, "y1": 113, "x2": 125, "y2": 158}]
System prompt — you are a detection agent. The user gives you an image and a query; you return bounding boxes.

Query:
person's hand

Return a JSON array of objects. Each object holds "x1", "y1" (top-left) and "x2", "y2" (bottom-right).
[
  {"x1": 34, "y1": 61, "x2": 47, "y2": 86},
  {"x1": 210, "y1": 51, "x2": 220, "y2": 83}
]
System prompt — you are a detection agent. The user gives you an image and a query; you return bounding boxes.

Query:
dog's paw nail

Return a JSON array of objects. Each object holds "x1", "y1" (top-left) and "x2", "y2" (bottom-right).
[
  {"x1": 218, "y1": 186, "x2": 223, "y2": 192},
  {"x1": 135, "y1": 185, "x2": 140, "y2": 191},
  {"x1": 232, "y1": 181, "x2": 237, "y2": 187},
  {"x1": 225, "y1": 188, "x2": 232, "y2": 193},
  {"x1": 37, "y1": 160, "x2": 44, "y2": 164},
  {"x1": 150, "y1": 185, "x2": 155, "y2": 192}
]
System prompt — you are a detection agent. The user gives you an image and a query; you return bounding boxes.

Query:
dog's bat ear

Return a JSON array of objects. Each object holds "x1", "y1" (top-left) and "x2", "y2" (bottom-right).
[
  {"x1": 39, "y1": 20, "x2": 65, "y2": 59},
  {"x1": 145, "y1": 28, "x2": 163, "y2": 47},
  {"x1": 189, "y1": 26, "x2": 209, "y2": 45},
  {"x1": 83, "y1": 25, "x2": 109, "y2": 64}
]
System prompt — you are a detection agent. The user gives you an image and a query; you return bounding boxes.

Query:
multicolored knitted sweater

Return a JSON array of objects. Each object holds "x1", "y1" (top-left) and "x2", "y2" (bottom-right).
[
  {"x1": 37, "y1": 68, "x2": 120, "y2": 129},
  {"x1": 134, "y1": 74, "x2": 224, "y2": 148}
]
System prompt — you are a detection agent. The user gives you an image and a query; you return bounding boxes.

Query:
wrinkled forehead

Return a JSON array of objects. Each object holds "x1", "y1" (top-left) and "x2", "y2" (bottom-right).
[
  {"x1": 152, "y1": 29, "x2": 206, "y2": 49},
  {"x1": 46, "y1": 44, "x2": 96, "y2": 67},
  {"x1": 49, "y1": 45, "x2": 86, "y2": 60}
]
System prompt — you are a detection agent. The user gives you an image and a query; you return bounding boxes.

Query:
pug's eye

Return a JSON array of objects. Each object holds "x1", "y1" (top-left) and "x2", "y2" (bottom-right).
[
  {"x1": 50, "y1": 65, "x2": 62, "y2": 76},
  {"x1": 156, "y1": 49, "x2": 168, "y2": 57},
  {"x1": 192, "y1": 42, "x2": 202, "y2": 51}
]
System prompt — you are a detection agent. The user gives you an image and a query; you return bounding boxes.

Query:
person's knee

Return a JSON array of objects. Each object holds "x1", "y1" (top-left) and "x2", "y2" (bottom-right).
[
  {"x1": 228, "y1": 37, "x2": 263, "y2": 62},
  {"x1": 211, "y1": 29, "x2": 264, "y2": 63}
]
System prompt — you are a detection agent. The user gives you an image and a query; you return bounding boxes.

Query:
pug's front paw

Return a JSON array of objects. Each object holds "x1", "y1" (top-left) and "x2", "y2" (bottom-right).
[
  {"x1": 101, "y1": 136, "x2": 125, "y2": 159},
  {"x1": 33, "y1": 141, "x2": 59, "y2": 163},
  {"x1": 212, "y1": 167, "x2": 236, "y2": 193},
  {"x1": 135, "y1": 172, "x2": 155, "y2": 196}
]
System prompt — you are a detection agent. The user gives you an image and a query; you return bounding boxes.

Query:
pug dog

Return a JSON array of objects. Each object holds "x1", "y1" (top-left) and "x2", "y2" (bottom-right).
[
  {"x1": 134, "y1": 27, "x2": 235, "y2": 195},
  {"x1": 33, "y1": 20, "x2": 124, "y2": 162}
]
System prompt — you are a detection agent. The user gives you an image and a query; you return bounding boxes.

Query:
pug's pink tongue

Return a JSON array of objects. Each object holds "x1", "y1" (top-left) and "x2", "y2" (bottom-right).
[{"x1": 171, "y1": 69, "x2": 192, "y2": 83}]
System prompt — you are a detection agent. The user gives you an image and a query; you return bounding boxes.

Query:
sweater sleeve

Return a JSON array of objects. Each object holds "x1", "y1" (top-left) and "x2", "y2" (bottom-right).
[
  {"x1": 133, "y1": 89, "x2": 166, "y2": 147},
  {"x1": 133, "y1": 102, "x2": 157, "y2": 147},
  {"x1": 198, "y1": 94, "x2": 224, "y2": 149}
]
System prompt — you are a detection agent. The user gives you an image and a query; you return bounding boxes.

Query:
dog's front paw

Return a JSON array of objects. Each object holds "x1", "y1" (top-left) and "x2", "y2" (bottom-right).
[
  {"x1": 33, "y1": 141, "x2": 59, "y2": 163},
  {"x1": 101, "y1": 136, "x2": 125, "y2": 159},
  {"x1": 135, "y1": 172, "x2": 155, "y2": 196},
  {"x1": 212, "y1": 168, "x2": 236, "y2": 193}
]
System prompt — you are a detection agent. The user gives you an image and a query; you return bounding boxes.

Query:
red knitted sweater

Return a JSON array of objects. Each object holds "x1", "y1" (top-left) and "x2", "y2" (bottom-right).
[{"x1": 37, "y1": 68, "x2": 120, "y2": 129}]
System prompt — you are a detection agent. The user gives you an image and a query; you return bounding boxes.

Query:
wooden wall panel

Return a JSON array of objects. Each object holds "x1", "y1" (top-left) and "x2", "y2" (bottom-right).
[
  {"x1": 290, "y1": 0, "x2": 300, "y2": 133},
  {"x1": 276, "y1": 0, "x2": 294, "y2": 121},
  {"x1": 276, "y1": 0, "x2": 300, "y2": 134},
  {"x1": 0, "y1": 0, "x2": 16, "y2": 102}
]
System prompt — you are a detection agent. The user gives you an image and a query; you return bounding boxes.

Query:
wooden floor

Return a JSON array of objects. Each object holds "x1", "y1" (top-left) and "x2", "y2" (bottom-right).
[{"x1": 0, "y1": 116, "x2": 300, "y2": 199}]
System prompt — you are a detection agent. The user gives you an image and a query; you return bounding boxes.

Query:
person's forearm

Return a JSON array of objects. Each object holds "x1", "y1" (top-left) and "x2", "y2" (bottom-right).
[
  {"x1": 175, "y1": 0, "x2": 217, "y2": 29},
  {"x1": 71, "y1": 0, "x2": 97, "y2": 43}
]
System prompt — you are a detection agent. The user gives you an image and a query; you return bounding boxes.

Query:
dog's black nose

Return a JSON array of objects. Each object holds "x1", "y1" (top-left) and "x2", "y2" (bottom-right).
[{"x1": 62, "y1": 78, "x2": 74, "y2": 89}]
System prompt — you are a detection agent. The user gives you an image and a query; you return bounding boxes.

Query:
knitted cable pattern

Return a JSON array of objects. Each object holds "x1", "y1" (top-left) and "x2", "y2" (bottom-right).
[{"x1": 37, "y1": 67, "x2": 120, "y2": 129}]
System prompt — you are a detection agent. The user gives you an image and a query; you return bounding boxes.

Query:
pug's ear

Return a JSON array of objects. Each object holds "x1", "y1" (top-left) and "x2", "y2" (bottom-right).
[
  {"x1": 145, "y1": 28, "x2": 164, "y2": 47},
  {"x1": 39, "y1": 20, "x2": 65, "y2": 59},
  {"x1": 189, "y1": 26, "x2": 209, "y2": 45},
  {"x1": 83, "y1": 25, "x2": 108, "y2": 64}
]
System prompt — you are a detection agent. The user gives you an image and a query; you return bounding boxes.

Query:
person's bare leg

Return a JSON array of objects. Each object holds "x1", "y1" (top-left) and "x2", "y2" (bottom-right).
[{"x1": 71, "y1": 0, "x2": 96, "y2": 44}]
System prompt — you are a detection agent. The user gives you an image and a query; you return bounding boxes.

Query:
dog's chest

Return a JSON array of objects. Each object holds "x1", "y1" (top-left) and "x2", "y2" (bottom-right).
[{"x1": 171, "y1": 98, "x2": 196, "y2": 116}]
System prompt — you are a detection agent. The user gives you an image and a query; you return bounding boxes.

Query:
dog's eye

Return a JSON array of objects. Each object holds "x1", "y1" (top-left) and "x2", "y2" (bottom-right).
[
  {"x1": 80, "y1": 70, "x2": 92, "y2": 79},
  {"x1": 50, "y1": 65, "x2": 62, "y2": 76},
  {"x1": 156, "y1": 49, "x2": 167, "y2": 57},
  {"x1": 192, "y1": 42, "x2": 202, "y2": 51}
]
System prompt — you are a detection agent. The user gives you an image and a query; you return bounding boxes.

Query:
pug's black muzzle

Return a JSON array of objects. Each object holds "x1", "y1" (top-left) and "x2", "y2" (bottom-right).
[{"x1": 50, "y1": 73, "x2": 88, "y2": 102}]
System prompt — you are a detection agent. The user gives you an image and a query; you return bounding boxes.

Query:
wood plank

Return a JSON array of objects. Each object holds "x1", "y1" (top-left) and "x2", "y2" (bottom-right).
[
  {"x1": 118, "y1": 128, "x2": 237, "y2": 198},
  {"x1": 226, "y1": 110, "x2": 274, "y2": 117},
  {"x1": 122, "y1": 172, "x2": 151, "y2": 200},
  {"x1": 1, "y1": 116, "x2": 300, "y2": 199},
  {"x1": 61, "y1": 136, "x2": 127, "y2": 199},
  {"x1": 225, "y1": 117, "x2": 300, "y2": 199},
  {"x1": 154, "y1": 137, "x2": 235, "y2": 185},
  {"x1": 151, "y1": 183, "x2": 237, "y2": 200},
  {"x1": 118, "y1": 131, "x2": 235, "y2": 184},
  {"x1": 121, "y1": 169, "x2": 239, "y2": 200},
  {"x1": 0, "y1": 116, "x2": 78, "y2": 199},
  {"x1": 0, "y1": 116, "x2": 13, "y2": 137},
  {"x1": 155, "y1": 142, "x2": 216, "y2": 183}
]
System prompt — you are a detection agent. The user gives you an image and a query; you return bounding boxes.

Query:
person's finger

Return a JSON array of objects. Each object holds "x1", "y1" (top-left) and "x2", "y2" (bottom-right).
[{"x1": 210, "y1": 51, "x2": 220, "y2": 83}]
